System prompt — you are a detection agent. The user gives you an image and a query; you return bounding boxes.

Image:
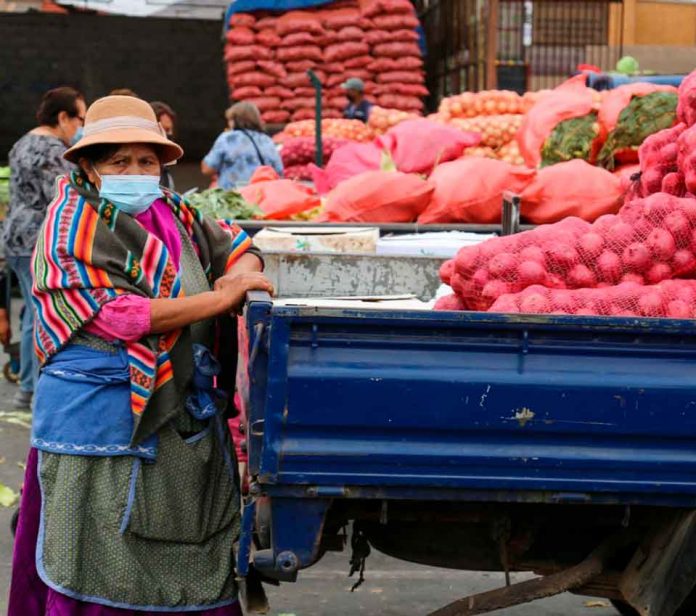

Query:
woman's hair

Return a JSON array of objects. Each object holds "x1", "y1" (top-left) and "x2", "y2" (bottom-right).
[
  {"x1": 150, "y1": 101, "x2": 176, "y2": 123},
  {"x1": 225, "y1": 102, "x2": 264, "y2": 132},
  {"x1": 109, "y1": 88, "x2": 140, "y2": 98},
  {"x1": 36, "y1": 87, "x2": 85, "y2": 127}
]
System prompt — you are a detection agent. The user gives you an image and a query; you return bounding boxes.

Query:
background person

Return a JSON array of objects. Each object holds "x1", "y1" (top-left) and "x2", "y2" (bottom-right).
[
  {"x1": 2, "y1": 86, "x2": 85, "y2": 410},
  {"x1": 151, "y1": 100, "x2": 177, "y2": 189},
  {"x1": 341, "y1": 77, "x2": 372, "y2": 123},
  {"x1": 201, "y1": 101, "x2": 283, "y2": 189}
]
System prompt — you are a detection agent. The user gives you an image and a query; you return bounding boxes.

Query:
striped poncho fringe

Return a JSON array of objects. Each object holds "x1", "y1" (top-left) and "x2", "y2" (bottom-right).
[{"x1": 33, "y1": 173, "x2": 252, "y2": 436}]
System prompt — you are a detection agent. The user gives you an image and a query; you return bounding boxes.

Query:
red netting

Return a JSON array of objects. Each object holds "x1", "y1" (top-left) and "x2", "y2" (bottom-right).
[
  {"x1": 442, "y1": 193, "x2": 696, "y2": 311},
  {"x1": 488, "y1": 279, "x2": 696, "y2": 318}
]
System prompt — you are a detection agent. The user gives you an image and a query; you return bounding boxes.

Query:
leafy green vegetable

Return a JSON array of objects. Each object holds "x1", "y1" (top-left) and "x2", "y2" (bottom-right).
[
  {"x1": 187, "y1": 188, "x2": 263, "y2": 220},
  {"x1": 0, "y1": 166, "x2": 10, "y2": 208},
  {"x1": 598, "y1": 92, "x2": 678, "y2": 170},
  {"x1": 0, "y1": 483, "x2": 18, "y2": 508},
  {"x1": 541, "y1": 113, "x2": 599, "y2": 168}
]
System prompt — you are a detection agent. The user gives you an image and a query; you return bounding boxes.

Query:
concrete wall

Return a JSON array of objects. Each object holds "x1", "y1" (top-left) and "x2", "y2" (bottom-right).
[{"x1": 0, "y1": 13, "x2": 228, "y2": 162}]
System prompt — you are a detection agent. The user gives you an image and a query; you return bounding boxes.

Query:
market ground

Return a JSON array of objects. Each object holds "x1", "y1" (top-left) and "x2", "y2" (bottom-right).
[{"x1": 0, "y1": 304, "x2": 618, "y2": 616}]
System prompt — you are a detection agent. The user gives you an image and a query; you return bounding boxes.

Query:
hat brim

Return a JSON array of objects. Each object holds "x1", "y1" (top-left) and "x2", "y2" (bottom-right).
[{"x1": 64, "y1": 128, "x2": 184, "y2": 164}]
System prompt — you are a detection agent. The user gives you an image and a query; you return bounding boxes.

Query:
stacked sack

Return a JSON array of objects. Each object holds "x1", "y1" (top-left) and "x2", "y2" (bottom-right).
[
  {"x1": 224, "y1": 0, "x2": 427, "y2": 122},
  {"x1": 433, "y1": 69, "x2": 696, "y2": 317}
]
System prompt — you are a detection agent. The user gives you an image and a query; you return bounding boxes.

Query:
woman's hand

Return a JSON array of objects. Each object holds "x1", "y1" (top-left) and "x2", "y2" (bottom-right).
[
  {"x1": 0, "y1": 309, "x2": 10, "y2": 347},
  {"x1": 216, "y1": 272, "x2": 274, "y2": 313}
]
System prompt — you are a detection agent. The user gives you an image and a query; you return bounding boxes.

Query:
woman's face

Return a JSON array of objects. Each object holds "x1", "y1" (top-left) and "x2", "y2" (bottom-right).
[
  {"x1": 82, "y1": 143, "x2": 161, "y2": 188},
  {"x1": 57, "y1": 98, "x2": 87, "y2": 146}
]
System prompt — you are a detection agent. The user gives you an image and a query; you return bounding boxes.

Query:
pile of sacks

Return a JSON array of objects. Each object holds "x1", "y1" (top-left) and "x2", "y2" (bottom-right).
[{"x1": 224, "y1": 0, "x2": 426, "y2": 124}]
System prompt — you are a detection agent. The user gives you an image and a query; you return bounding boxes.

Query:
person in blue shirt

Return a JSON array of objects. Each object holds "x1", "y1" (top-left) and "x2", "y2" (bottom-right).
[
  {"x1": 201, "y1": 102, "x2": 283, "y2": 189},
  {"x1": 341, "y1": 78, "x2": 373, "y2": 123}
]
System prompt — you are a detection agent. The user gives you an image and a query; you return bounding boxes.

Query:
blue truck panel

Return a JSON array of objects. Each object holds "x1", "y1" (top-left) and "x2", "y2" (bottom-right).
[{"x1": 247, "y1": 300, "x2": 696, "y2": 506}]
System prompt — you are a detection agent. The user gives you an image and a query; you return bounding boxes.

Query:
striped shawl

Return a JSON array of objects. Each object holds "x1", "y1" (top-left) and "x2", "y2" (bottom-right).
[{"x1": 32, "y1": 172, "x2": 252, "y2": 445}]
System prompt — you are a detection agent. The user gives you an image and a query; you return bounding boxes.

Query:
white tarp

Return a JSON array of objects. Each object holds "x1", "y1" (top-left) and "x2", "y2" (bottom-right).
[{"x1": 56, "y1": 0, "x2": 229, "y2": 19}]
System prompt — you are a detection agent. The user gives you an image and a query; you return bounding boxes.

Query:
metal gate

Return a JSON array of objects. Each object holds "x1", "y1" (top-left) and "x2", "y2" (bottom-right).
[{"x1": 416, "y1": 0, "x2": 624, "y2": 101}]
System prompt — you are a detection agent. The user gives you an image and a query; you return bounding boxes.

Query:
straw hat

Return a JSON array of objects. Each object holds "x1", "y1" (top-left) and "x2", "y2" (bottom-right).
[{"x1": 64, "y1": 95, "x2": 184, "y2": 164}]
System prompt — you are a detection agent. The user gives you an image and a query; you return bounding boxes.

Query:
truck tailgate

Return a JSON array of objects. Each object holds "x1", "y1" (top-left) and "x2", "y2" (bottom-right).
[{"x1": 246, "y1": 300, "x2": 696, "y2": 506}]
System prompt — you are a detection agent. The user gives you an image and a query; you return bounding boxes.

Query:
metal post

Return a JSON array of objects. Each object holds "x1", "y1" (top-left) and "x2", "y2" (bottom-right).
[
  {"x1": 485, "y1": 0, "x2": 499, "y2": 90},
  {"x1": 307, "y1": 70, "x2": 323, "y2": 167},
  {"x1": 502, "y1": 192, "x2": 521, "y2": 236}
]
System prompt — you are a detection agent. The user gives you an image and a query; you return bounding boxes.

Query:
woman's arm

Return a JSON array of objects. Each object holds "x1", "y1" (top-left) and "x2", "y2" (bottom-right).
[
  {"x1": 201, "y1": 133, "x2": 227, "y2": 177},
  {"x1": 150, "y1": 271, "x2": 273, "y2": 333},
  {"x1": 201, "y1": 161, "x2": 217, "y2": 177}
]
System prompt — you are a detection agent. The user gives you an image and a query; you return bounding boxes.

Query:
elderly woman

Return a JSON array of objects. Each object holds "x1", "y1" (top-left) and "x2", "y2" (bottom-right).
[
  {"x1": 8, "y1": 95, "x2": 273, "y2": 614},
  {"x1": 201, "y1": 102, "x2": 283, "y2": 189}
]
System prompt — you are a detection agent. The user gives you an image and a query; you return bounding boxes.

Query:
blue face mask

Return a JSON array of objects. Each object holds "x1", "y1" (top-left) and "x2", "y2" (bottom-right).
[
  {"x1": 97, "y1": 174, "x2": 163, "y2": 216},
  {"x1": 70, "y1": 126, "x2": 84, "y2": 146}
]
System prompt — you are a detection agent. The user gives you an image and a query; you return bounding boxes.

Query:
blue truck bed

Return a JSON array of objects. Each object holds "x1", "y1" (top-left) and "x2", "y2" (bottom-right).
[{"x1": 245, "y1": 296, "x2": 696, "y2": 508}]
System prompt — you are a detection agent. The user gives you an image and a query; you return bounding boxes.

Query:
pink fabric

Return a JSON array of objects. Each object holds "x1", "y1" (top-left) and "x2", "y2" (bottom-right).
[
  {"x1": 8, "y1": 449, "x2": 243, "y2": 616},
  {"x1": 84, "y1": 295, "x2": 151, "y2": 342},
  {"x1": 83, "y1": 198, "x2": 181, "y2": 342},
  {"x1": 135, "y1": 198, "x2": 182, "y2": 269}
]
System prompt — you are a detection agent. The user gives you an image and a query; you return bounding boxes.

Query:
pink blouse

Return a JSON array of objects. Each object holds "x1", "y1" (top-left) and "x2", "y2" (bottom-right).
[{"x1": 84, "y1": 199, "x2": 180, "y2": 342}]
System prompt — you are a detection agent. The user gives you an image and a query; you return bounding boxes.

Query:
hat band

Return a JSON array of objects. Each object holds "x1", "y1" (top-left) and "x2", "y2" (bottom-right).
[{"x1": 83, "y1": 116, "x2": 165, "y2": 138}]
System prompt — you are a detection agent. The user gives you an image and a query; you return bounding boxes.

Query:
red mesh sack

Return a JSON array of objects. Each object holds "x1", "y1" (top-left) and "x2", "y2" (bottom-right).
[
  {"x1": 433, "y1": 294, "x2": 467, "y2": 311},
  {"x1": 277, "y1": 11, "x2": 325, "y2": 36},
  {"x1": 322, "y1": 7, "x2": 360, "y2": 30},
  {"x1": 323, "y1": 109, "x2": 343, "y2": 119},
  {"x1": 520, "y1": 160, "x2": 624, "y2": 224},
  {"x1": 378, "y1": 94, "x2": 424, "y2": 111},
  {"x1": 232, "y1": 86, "x2": 263, "y2": 100},
  {"x1": 322, "y1": 62, "x2": 345, "y2": 73},
  {"x1": 419, "y1": 158, "x2": 535, "y2": 225},
  {"x1": 677, "y1": 124, "x2": 696, "y2": 194},
  {"x1": 373, "y1": 14, "x2": 420, "y2": 31},
  {"x1": 292, "y1": 109, "x2": 316, "y2": 121},
  {"x1": 257, "y1": 29, "x2": 281, "y2": 47},
  {"x1": 343, "y1": 69, "x2": 372, "y2": 82},
  {"x1": 326, "y1": 73, "x2": 347, "y2": 88},
  {"x1": 329, "y1": 95, "x2": 349, "y2": 108},
  {"x1": 226, "y1": 27, "x2": 255, "y2": 46},
  {"x1": 614, "y1": 164, "x2": 642, "y2": 192},
  {"x1": 257, "y1": 61, "x2": 287, "y2": 80},
  {"x1": 488, "y1": 280, "x2": 696, "y2": 318},
  {"x1": 229, "y1": 13, "x2": 255, "y2": 28},
  {"x1": 448, "y1": 193, "x2": 696, "y2": 310},
  {"x1": 227, "y1": 61, "x2": 256, "y2": 75},
  {"x1": 517, "y1": 75, "x2": 602, "y2": 168},
  {"x1": 279, "y1": 32, "x2": 317, "y2": 47},
  {"x1": 294, "y1": 87, "x2": 316, "y2": 98},
  {"x1": 324, "y1": 42, "x2": 370, "y2": 63},
  {"x1": 638, "y1": 123, "x2": 687, "y2": 196},
  {"x1": 365, "y1": 30, "x2": 390, "y2": 45},
  {"x1": 266, "y1": 85, "x2": 294, "y2": 98},
  {"x1": 262, "y1": 110, "x2": 291, "y2": 124},
  {"x1": 396, "y1": 84, "x2": 429, "y2": 98},
  {"x1": 677, "y1": 69, "x2": 696, "y2": 127},
  {"x1": 240, "y1": 179, "x2": 320, "y2": 220},
  {"x1": 284, "y1": 164, "x2": 314, "y2": 181},
  {"x1": 377, "y1": 71, "x2": 425, "y2": 85},
  {"x1": 277, "y1": 46, "x2": 324, "y2": 63},
  {"x1": 246, "y1": 97, "x2": 281, "y2": 113},
  {"x1": 361, "y1": 0, "x2": 415, "y2": 18},
  {"x1": 224, "y1": 45, "x2": 272, "y2": 62},
  {"x1": 284, "y1": 72, "x2": 313, "y2": 88},
  {"x1": 233, "y1": 72, "x2": 276, "y2": 89},
  {"x1": 281, "y1": 97, "x2": 316, "y2": 112},
  {"x1": 310, "y1": 142, "x2": 382, "y2": 194},
  {"x1": 336, "y1": 26, "x2": 364, "y2": 41},
  {"x1": 319, "y1": 170, "x2": 433, "y2": 223},
  {"x1": 249, "y1": 166, "x2": 279, "y2": 184},
  {"x1": 281, "y1": 136, "x2": 349, "y2": 167},
  {"x1": 373, "y1": 42, "x2": 421, "y2": 58},
  {"x1": 377, "y1": 119, "x2": 481, "y2": 175},
  {"x1": 254, "y1": 16, "x2": 277, "y2": 31},
  {"x1": 345, "y1": 55, "x2": 373, "y2": 69},
  {"x1": 387, "y1": 29, "x2": 420, "y2": 42},
  {"x1": 285, "y1": 60, "x2": 318, "y2": 72},
  {"x1": 368, "y1": 57, "x2": 422, "y2": 72}
]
